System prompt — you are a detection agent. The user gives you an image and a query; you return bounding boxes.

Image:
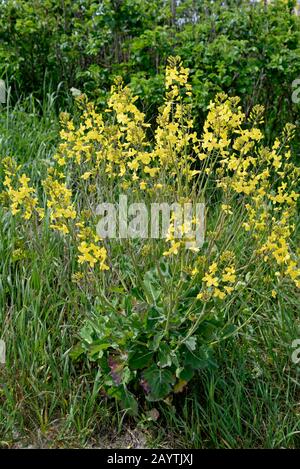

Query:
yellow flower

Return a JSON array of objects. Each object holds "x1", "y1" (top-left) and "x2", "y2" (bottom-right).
[
  {"x1": 43, "y1": 176, "x2": 76, "y2": 234},
  {"x1": 213, "y1": 288, "x2": 226, "y2": 300},
  {"x1": 81, "y1": 171, "x2": 92, "y2": 180},
  {"x1": 163, "y1": 241, "x2": 181, "y2": 257},
  {"x1": 221, "y1": 204, "x2": 233, "y2": 215},
  {"x1": 4, "y1": 171, "x2": 38, "y2": 220},
  {"x1": 208, "y1": 262, "x2": 218, "y2": 274},
  {"x1": 78, "y1": 241, "x2": 96, "y2": 267},
  {"x1": 222, "y1": 266, "x2": 236, "y2": 283},
  {"x1": 203, "y1": 272, "x2": 219, "y2": 287},
  {"x1": 144, "y1": 166, "x2": 160, "y2": 177}
]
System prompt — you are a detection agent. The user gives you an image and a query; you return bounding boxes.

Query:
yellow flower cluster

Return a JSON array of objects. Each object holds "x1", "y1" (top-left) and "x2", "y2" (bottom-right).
[
  {"x1": 201, "y1": 91, "x2": 299, "y2": 289},
  {"x1": 197, "y1": 261, "x2": 236, "y2": 301},
  {"x1": 78, "y1": 241, "x2": 109, "y2": 270},
  {"x1": 56, "y1": 57, "x2": 201, "y2": 197},
  {"x1": 76, "y1": 222, "x2": 109, "y2": 270},
  {"x1": 155, "y1": 57, "x2": 199, "y2": 177},
  {"x1": 2, "y1": 157, "x2": 38, "y2": 220},
  {"x1": 201, "y1": 93, "x2": 244, "y2": 159},
  {"x1": 1, "y1": 56, "x2": 299, "y2": 297},
  {"x1": 163, "y1": 208, "x2": 200, "y2": 257},
  {"x1": 42, "y1": 175, "x2": 76, "y2": 234}
]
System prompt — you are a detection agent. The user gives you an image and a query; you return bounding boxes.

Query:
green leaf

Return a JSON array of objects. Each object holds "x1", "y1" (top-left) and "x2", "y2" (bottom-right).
[
  {"x1": 110, "y1": 286, "x2": 126, "y2": 293},
  {"x1": 146, "y1": 306, "x2": 164, "y2": 330},
  {"x1": 88, "y1": 342, "x2": 111, "y2": 361},
  {"x1": 157, "y1": 343, "x2": 172, "y2": 368},
  {"x1": 222, "y1": 324, "x2": 236, "y2": 338},
  {"x1": 69, "y1": 343, "x2": 84, "y2": 361},
  {"x1": 128, "y1": 345, "x2": 154, "y2": 369},
  {"x1": 184, "y1": 336, "x2": 197, "y2": 352},
  {"x1": 178, "y1": 366, "x2": 194, "y2": 382},
  {"x1": 80, "y1": 322, "x2": 95, "y2": 345},
  {"x1": 184, "y1": 346, "x2": 217, "y2": 371},
  {"x1": 143, "y1": 364, "x2": 175, "y2": 401},
  {"x1": 107, "y1": 386, "x2": 138, "y2": 416},
  {"x1": 89, "y1": 343, "x2": 111, "y2": 354},
  {"x1": 143, "y1": 270, "x2": 161, "y2": 304}
]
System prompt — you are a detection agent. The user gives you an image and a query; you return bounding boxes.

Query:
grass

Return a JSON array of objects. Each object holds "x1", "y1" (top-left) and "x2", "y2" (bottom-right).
[
  {"x1": 0, "y1": 92, "x2": 60, "y2": 165},
  {"x1": 158, "y1": 302, "x2": 300, "y2": 448},
  {"x1": 0, "y1": 93, "x2": 300, "y2": 449}
]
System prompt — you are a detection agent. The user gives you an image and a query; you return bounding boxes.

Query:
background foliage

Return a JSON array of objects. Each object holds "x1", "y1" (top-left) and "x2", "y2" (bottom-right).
[{"x1": 1, "y1": 0, "x2": 300, "y2": 142}]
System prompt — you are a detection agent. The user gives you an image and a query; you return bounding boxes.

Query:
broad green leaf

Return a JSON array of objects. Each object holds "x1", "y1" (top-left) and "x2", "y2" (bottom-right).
[
  {"x1": 184, "y1": 346, "x2": 217, "y2": 370},
  {"x1": 128, "y1": 345, "x2": 153, "y2": 369},
  {"x1": 157, "y1": 343, "x2": 172, "y2": 368},
  {"x1": 143, "y1": 270, "x2": 161, "y2": 304},
  {"x1": 107, "y1": 386, "x2": 138, "y2": 416},
  {"x1": 143, "y1": 364, "x2": 175, "y2": 401}
]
